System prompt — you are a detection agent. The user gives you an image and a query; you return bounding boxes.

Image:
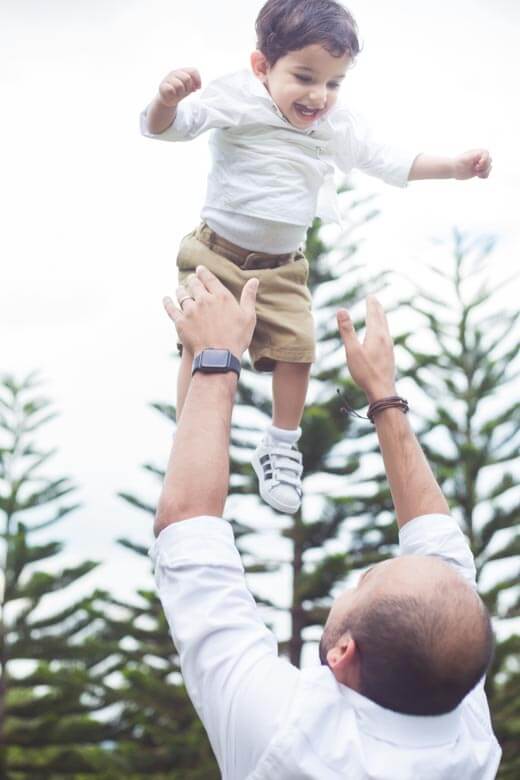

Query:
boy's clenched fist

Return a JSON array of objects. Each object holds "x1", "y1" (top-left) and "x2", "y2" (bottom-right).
[{"x1": 158, "y1": 68, "x2": 202, "y2": 107}]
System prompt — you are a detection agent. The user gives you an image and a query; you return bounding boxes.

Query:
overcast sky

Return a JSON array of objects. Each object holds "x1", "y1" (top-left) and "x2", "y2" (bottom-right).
[{"x1": 1, "y1": 0, "x2": 519, "y2": 623}]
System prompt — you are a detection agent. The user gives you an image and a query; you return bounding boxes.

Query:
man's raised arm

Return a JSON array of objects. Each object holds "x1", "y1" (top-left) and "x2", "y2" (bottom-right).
[
  {"x1": 154, "y1": 265, "x2": 258, "y2": 534},
  {"x1": 337, "y1": 297, "x2": 450, "y2": 528},
  {"x1": 151, "y1": 267, "x2": 302, "y2": 780}
]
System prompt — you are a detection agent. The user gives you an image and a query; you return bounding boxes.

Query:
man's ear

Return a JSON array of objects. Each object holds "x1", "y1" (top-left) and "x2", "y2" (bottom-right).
[
  {"x1": 251, "y1": 50, "x2": 269, "y2": 82},
  {"x1": 326, "y1": 634, "x2": 359, "y2": 684}
]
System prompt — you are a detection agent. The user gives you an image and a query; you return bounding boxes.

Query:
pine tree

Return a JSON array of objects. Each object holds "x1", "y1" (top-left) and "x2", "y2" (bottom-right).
[
  {"x1": 0, "y1": 373, "x2": 121, "y2": 778},
  {"x1": 401, "y1": 231, "x2": 520, "y2": 778},
  {"x1": 227, "y1": 192, "x2": 404, "y2": 666},
  {"x1": 101, "y1": 536, "x2": 219, "y2": 779}
]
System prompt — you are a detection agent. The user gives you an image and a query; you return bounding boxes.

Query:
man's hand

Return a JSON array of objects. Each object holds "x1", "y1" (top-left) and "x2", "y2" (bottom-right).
[
  {"x1": 163, "y1": 266, "x2": 259, "y2": 357},
  {"x1": 157, "y1": 67, "x2": 202, "y2": 108},
  {"x1": 337, "y1": 296, "x2": 396, "y2": 403},
  {"x1": 338, "y1": 297, "x2": 450, "y2": 526},
  {"x1": 454, "y1": 148, "x2": 492, "y2": 179}
]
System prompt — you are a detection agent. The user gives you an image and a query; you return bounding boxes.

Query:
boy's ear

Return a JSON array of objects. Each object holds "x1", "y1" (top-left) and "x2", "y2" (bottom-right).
[{"x1": 251, "y1": 50, "x2": 269, "y2": 82}]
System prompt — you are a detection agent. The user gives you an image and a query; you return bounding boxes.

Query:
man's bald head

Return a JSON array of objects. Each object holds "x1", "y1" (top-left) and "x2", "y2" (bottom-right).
[{"x1": 319, "y1": 556, "x2": 494, "y2": 715}]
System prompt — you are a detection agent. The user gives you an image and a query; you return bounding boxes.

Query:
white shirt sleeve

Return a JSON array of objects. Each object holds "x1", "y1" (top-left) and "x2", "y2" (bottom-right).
[
  {"x1": 332, "y1": 109, "x2": 417, "y2": 188},
  {"x1": 140, "y1": 74, "x2": 242, "y2": 142},
  {"x1": 398, "y1": 513, "x2": 477, "y2": 587},
  {"x1": 150, "y1": 516, "x2": 300, "y2": 780}
]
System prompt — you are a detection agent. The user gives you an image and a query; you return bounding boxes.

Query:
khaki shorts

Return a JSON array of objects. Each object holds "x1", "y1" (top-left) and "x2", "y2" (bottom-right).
[{"x1": 176, "y1": 229, "x2": 315, "y2": 372}]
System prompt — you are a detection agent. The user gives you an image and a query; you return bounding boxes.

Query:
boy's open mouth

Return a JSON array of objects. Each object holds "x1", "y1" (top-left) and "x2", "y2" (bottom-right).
[{"x1": 294, "y1": 103, "x2": 323, "y2": 120}]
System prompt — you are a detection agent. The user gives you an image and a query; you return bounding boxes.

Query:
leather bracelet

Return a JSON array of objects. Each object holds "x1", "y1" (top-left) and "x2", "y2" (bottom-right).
[
  {"x1": 337, "y1": 389, "x2": 409, "y2": 425},
  {"x1": 367, "y1": 396, "x2": 409, "y2": 424}
]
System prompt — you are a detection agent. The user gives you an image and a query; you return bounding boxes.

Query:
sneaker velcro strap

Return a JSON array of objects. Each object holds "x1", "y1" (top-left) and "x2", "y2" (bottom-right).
[
  {"x1": 269, "y1": 447, "x2": 303, "y2": 463},
  {"x1": 273, "y1": 459, "x2": 304, "y2": 476},
  {"x1": 273, "y1": 471, "x2": 302, "y2": 486}
]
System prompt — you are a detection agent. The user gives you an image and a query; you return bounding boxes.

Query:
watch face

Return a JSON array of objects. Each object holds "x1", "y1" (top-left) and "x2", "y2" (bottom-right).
[{"x1": 200, "y1": 349, "x2": 229, "y2": 369}]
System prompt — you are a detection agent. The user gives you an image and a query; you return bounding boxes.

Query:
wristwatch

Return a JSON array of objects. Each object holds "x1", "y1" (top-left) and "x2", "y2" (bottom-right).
[{"x1": 192, "y1": 348, "x2": 241, "y2": 378}]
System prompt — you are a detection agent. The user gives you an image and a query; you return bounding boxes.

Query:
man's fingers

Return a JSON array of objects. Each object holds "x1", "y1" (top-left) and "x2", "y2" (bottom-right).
[
  {"x1": 163, "y1": 296, "x2": 181, "y2": 323},
  {"x1": 365, "y1": 295, "x2": 389, "y2": 338},
  {"x1": 240, "y1": 277, "x2": 259, "y2": 313},
  {"x1": 195, "y1": 265, "x2": 225, "y2": 294},
  {"x1": 337, "y1": 308, "x2": 360, "y2": 351},
  {"x1": 176, "y1": 284, "x2": 196, "y2": 311},
  {"x1": 185, "y1": 273, "x2": 207, "y2": 299}
]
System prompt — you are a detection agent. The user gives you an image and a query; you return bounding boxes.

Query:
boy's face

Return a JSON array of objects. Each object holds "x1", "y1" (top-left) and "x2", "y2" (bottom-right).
[{"x1": 252, "y1": 43, "x2": 350, "y2": 130}]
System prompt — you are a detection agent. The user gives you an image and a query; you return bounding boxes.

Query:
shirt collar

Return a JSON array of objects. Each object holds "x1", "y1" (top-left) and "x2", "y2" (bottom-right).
[
  {"x1": 302, "y1": 668, "x2": 462, "y2": 749},
  {"x1": 242, "y1": 69, "x2": 321, "y2": 135},
  {"x1": 342, "y1": 684, "x2": 462, "y2": 748}
]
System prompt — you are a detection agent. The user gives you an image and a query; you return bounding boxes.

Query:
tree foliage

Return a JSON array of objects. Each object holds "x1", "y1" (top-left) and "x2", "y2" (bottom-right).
[
  {"x1": 115, "y1": 488, "x2": 218, "y2": 776},
  {"x1": 0, "y1": 373, "x2": 121, "y2": 778},
  {"x1": 401, "y1": 232, "x2": 520, "y2": 777}
]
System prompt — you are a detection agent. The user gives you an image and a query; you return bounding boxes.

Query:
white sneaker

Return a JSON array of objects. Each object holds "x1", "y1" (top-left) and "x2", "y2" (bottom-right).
[{"x1": 252, "y1": 438, "x2": 303, "y2": 514}]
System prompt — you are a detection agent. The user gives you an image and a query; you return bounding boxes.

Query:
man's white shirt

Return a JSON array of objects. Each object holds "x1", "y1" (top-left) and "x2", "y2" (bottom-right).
[
  {"x1": 150, "y1": 514, "x2": 501, "y2": 779},
  {"x1": 141, "y1": 70, "x2": 416, "y2": 251}
]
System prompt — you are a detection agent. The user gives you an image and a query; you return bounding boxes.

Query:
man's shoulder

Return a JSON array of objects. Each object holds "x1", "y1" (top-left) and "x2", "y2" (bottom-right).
[{"x1": 398, "y1": 514, "x2": 477, "y2": 586}]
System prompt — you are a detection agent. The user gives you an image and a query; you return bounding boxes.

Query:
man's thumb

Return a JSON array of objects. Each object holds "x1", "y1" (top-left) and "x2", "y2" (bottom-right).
[{"x1": 241, "y1": 277, "x2": 259, "y2": 310}]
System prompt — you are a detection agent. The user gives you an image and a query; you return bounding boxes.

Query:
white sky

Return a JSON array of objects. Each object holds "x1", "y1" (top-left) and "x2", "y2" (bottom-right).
[{"x1": 1, "y1": 0, "x2": 519, "y2": 618}]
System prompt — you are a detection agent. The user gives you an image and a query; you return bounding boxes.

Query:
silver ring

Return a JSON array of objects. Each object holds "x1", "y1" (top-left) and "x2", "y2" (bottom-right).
[{"x1": 179, "y1": 296, "x2": 195, "y2": 310}]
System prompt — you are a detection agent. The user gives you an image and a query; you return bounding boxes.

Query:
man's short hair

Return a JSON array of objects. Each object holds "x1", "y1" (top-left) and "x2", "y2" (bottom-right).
[
  {"x1": 319, "y1": 590, "x2": 494, "y2": 715},
  {"x1": 255, "y1": 0, "x2": 360, "y2": 67}
]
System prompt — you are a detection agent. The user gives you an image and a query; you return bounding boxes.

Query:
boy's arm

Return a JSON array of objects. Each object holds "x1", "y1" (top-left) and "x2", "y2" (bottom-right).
[
  {"x1": 337, "y1": 110, "x2": 492, "y2": 185},
  {"x1": 145, "y1": 67, "x2": 201, "y2": 135},
  {"x1": 409, "y1": 149, "x2": 492, "y2": 181}
]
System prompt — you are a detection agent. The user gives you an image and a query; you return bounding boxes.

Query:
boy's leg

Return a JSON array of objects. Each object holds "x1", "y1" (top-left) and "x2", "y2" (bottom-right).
[
  {"x1": 253, "y1": 361, "x2": 311, "y2": 515},
  {"x1": 176, "y1": 347, "x2": 193, "y2": 421},
  {"x1": 272, "y1": 361, "x2": 311, "y2": 430}
]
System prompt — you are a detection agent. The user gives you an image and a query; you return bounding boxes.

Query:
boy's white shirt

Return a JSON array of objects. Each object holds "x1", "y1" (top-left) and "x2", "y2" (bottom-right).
[{"x1": 141, "y1": 69, "x2": 416, "y2": 233}]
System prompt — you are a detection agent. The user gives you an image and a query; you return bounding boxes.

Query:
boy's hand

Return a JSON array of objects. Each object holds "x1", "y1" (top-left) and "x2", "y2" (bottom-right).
[
  {"x1": 454, "y1": 149, "x2": 492, "y2": 180},
  {"x1": 158, "y1": 67, "x2": 201, "y2": 108}
]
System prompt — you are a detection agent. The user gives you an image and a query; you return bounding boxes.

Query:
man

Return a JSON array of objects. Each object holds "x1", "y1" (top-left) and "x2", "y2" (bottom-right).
[{"x1": 151, "y1": 265, "x2": 501, "y2": 779}]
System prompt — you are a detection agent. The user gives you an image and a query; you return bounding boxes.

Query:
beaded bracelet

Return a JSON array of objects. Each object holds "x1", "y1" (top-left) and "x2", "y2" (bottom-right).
[{"x1": 337, "y1": 389, "x2": 409, "y2": 424}]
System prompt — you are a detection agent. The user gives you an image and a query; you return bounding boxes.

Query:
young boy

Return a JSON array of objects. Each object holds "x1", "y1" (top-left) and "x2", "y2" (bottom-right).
[{"x1": 141, "y1": 0, "x2": 491, "y2": 515}]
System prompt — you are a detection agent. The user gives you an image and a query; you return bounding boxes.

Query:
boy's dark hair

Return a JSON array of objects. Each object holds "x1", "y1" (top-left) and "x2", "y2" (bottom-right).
[{"x1": 256, "y1": 0, "x2": 360, "y2": 66}]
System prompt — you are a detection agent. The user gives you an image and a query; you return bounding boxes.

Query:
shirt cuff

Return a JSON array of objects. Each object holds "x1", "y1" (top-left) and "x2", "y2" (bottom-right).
[
  {"x1": 149, "y1": 515, "x2": 244, "y2": 571},
  {"x1": 384, "y1": 149, "x2": 419, "y2": 188},
  {"x1": 398, "y1": 514, "x2": 477, "y2": 586},
  {"x1": 139, "y1": 105, "x2": 192, "y2": 141}
]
